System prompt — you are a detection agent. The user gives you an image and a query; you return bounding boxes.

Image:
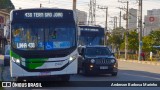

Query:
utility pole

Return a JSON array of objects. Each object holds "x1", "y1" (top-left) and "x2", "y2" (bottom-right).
[
  {"x1": 40, "y1": 3, "x2": 42, "y2": 8},
  {"x1": 119, "y1": 11, "x2": 122, "y2": 28},
  {"x1": 73, "y1": 0, "x2": 78, "y2": 24},
  {"x1": 115, "y1": 16, "x2": 118, "y2": 28},
  {"x1": 138, "y1": 0, "x2": 143, "y2": 61},
  {"x1": 98, "y1": 6, "x2": 108, "y2": 45},
  {"x1": 125, "y1": 1, "x2": 129, "y2": 60},
  {"x1": 73, "y1": 0, "x2": 77, "y2": 11},
  {"x1": 118, "y1": 0, "x2": 129, "y2": 60}
]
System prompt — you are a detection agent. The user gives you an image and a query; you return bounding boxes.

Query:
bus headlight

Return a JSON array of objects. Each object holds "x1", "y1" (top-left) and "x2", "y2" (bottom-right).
[
  {"x1": 69, "y1": 54, "x2": 77, "y2": 62},
  {"x1": 12, "y1": 57, "x2": 21, "y2": 64},
  {"x1": 111, "y1": 59, "x2": 116, "y2": 63},
  {"x1": 16, "y1": 59, "x2": 20, "y2": 64}
]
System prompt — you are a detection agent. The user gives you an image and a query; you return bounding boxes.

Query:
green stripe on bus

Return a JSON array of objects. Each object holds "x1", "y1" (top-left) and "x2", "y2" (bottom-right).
[
  {"x1": 10, "y1": 50, "x2": 48, "y2": 69},
  {"x1": 10, "y1": 50, "x2": 20, "y2": 59},
  {"x1": 26, "y1": 58, "x2": 48, "y2": 69}
]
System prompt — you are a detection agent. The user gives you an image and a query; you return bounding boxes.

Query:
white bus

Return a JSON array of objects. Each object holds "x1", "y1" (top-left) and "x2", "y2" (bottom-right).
[{"x1": 9, "y1": 8, "x2": 78, "y2": 81}]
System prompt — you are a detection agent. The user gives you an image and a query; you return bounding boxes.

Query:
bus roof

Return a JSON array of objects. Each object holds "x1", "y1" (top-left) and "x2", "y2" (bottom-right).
[
  {"x1": 10, "y1": 8, "x2": 76, "y2": 22},
  {"x1": 79, "y1": 25, "x2": 103, "y2": 28},
  {"x1": 12, "y1": 8, "x2": 74, "y2": 12}
]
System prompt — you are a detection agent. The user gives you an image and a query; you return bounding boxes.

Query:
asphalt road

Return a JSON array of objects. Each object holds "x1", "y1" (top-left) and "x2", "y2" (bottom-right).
[{"x1": 2, "y1": 60, "x2": 160, "y2": 90}]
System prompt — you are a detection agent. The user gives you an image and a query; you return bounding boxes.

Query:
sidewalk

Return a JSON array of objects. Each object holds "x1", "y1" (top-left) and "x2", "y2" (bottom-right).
[
  {"x1": 0, "y1": 55, "x2": 4, "y2": 81},
  {"x1": 118, "y1": 58, "x2": 160, "y2": 66},
  {"x1": 0, "y1": 55, "x2": 4, "y2": 65}
]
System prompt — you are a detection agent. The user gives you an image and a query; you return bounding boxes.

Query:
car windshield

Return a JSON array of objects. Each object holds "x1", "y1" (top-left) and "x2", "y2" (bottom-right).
[{"x1": 85, "y1": 47, "x2": 111, "y2": 56}]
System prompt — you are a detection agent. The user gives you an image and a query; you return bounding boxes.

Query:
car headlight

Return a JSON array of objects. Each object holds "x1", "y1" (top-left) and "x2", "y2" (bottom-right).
[
  {"x1": 69, "y1": 54, "x2": 77, "y2": 62},
  {"x1": 111, "y1": 59, "x2": 116, "y2": 63},
  {"x1": 90, "y1": 59, "x2": 95, "y2": 63}
]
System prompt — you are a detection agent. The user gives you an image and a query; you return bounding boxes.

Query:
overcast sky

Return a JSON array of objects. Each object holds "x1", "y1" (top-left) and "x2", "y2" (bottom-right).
[{"x1": 11, "y1": 0, "x2": 160, "y2": 29}]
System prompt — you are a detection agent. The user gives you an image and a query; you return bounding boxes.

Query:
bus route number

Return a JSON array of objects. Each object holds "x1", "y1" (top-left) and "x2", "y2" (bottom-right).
[{"x1": 25, "y1": 13, "x2": 32, "y2": 17}]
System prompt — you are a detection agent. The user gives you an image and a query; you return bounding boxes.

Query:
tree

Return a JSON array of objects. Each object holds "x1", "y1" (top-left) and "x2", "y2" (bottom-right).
[
  {"x1": 119, "y1": 30, "x2": 138, "y2": 53},
  {"x1": 149, "y1": 30, "x2": 160, "y2": 46},
  {"x1": 142, "y1": 30, "x2": 160, "y2": 60},
  {"x1": 128, "y1": 30, "x2": 139, "y2": 52},
  {"x1": 143, "y1": 30, "x2": 160, "y2": 52},
  {"x1": 0, "y1": 0, "x2": 15, "y2": 10},
  {"x1": 142, "y1": 35, "x2": 153, "y2": 52},
  {"x1": 107, "y1": 27, "x2": 124, "y2": 58}
]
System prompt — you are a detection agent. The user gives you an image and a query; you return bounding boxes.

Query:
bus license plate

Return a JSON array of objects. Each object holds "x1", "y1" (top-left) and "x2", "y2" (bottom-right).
[
  {"x1": 40, "y1": 72, "x2": 51, "y2": 76},
  {"x1": 100, "y1": 66, "x2": 108, "y2": 69}
]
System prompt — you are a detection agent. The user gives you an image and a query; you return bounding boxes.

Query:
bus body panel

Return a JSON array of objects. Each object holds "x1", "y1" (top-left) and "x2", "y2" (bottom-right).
[
  {"x1": 11, "y1": 60, "x2": 77, "y2": 77},
  {"x1": 10, "y1": 50, "x2": 77, "y2": 77}
]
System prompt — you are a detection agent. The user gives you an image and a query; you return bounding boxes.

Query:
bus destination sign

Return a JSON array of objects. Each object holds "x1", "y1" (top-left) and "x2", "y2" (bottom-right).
[
  {"x1": 24, "y1": 12, "x2": 63, "y2": 19},
  {"x1": 80, "y1": 28, "x2": 99, "y2": 32}
]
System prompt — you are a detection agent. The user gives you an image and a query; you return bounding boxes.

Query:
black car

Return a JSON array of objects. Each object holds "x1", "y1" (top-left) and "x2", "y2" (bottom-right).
[{"x1": 78, "y1": 45, "x2": 118, "y2": 76}]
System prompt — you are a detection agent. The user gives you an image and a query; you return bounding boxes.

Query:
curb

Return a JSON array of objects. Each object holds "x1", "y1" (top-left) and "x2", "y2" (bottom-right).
[
  {"x1": 0, "y1": 57, "x2": 4, "y2": 81},
  {"x1": 118, "y1": 59, "x2": 160, "y2": 66}
]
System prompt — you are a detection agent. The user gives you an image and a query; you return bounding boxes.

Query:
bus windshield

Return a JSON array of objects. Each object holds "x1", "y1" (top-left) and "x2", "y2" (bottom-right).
[
  {"x1": 85, "y1": 47, "x2": 111, "y2": 57},
  {"x1": 80, "y1": 36, "x2": 104, "y2": 45},
  {"x1": 79, "y1": 26, "x2": 104, "y2": 45},
  {"x1": 11, "y1": 22, "x2": 76, "y2": 50}
]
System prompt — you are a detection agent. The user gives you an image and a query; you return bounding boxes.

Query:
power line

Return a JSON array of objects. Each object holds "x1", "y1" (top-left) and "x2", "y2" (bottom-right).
[{"x1": 88, "y1": 0, "x2": 96, "y2": 25}]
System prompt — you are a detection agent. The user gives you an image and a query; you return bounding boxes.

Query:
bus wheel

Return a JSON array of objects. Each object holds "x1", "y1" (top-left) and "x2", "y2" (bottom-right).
[
  {"x1": 60, "y1": 75, "x2": 70, "y2": 82},
  {"x1": 78, "y1": 68, "x2": 81, "y2": 74},
  {"x1": 15, "y1": 77, "x2": 27, "y2": 82},
  {"x1": 82, "y1": 67, "x2": 88, "y2": 76}
]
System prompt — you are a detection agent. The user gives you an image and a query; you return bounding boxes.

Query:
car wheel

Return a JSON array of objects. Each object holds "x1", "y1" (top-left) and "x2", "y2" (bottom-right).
[
  {"x1": 78, "y1": 68, "x2": 81, "y2": 74},
  {"x1": 111, "y1": 72, "x2": 117, "y2": 76},
  {"x1": 82, "y1": 67, "x2": 89, "y2": 76},
  {"x1": 14, "y1": 77, "x2": 27, "y2": 82}
]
